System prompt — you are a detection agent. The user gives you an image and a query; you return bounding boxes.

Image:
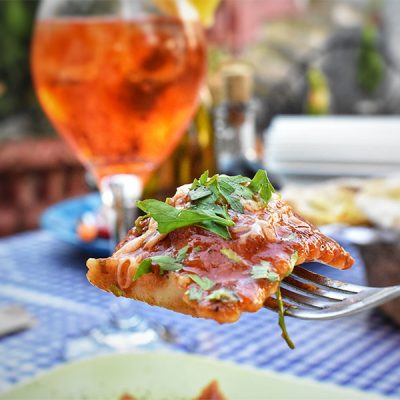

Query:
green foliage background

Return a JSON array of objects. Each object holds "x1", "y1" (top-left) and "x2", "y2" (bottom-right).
[{"x1": 0, "y1": 0, "x2": 48, "y2": 133}]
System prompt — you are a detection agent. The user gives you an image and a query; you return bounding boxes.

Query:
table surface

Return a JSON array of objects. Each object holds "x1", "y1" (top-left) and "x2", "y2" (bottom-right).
[{"x1": 0, "y1": 231, "x2": 399, "y2": 397}]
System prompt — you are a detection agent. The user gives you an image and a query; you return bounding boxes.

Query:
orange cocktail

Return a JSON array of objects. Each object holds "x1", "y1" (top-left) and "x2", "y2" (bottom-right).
[{"x1": 32, "y1": 17, "x2": 205, "y2": 183}]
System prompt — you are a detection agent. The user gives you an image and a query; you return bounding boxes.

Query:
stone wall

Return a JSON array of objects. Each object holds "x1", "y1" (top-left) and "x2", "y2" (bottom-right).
[{"x1": 0, "y1": 138, "x2": 88, "y2": 236}]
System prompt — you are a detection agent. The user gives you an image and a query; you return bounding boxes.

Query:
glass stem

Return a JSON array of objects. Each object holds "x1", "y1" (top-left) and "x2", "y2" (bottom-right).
[{"x1": 100, "y1": 174, "x2": 143, "y2": 251}]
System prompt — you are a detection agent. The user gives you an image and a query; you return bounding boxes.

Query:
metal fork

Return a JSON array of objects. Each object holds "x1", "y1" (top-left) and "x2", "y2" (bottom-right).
[{"x1": 264, "y1": 266, "x2": 400, "y2": 320}]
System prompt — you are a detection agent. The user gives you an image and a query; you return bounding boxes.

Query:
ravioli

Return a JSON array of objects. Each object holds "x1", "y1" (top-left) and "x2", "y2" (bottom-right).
[{"x1": 87, "y1": 171, "x2": 353, "y2": 325}]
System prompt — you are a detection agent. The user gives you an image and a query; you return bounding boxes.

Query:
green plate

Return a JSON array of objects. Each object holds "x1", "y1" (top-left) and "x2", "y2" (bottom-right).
[{"x1": 1, "y1": 351, "x2": 386, "y2": 400}]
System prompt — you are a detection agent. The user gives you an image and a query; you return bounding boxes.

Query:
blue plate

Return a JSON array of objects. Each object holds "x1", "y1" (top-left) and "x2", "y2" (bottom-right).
[{"x1": 40, "y1": 193, "x2": 110, "y2": 256}]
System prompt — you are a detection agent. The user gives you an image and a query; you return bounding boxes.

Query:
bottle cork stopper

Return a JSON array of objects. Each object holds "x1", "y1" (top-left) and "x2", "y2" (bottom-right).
[{"x1": 221, "y1": 63, "x2": 253, "y2": 103}]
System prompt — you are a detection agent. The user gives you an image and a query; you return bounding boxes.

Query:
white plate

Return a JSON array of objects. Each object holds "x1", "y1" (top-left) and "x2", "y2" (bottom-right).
[{"x1": 1, "y1": 351, "x2": 387, "y2": 400}]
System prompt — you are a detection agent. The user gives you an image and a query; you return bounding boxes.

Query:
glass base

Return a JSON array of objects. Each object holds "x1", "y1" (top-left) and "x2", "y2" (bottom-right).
[
  {"x1": 64, "y1": 299, "x2": 196, "y2": 361},
  {"x1": 64, "y1": 317, "x2": 174, "y2": 361},
  {"x1": 100, "y1": 174, "x2": 143, "y2": 248}
]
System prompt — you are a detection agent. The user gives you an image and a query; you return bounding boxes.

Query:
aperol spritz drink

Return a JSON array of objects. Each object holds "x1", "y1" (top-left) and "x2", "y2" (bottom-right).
[
  {"x1": 32, "y1": 16, "x2": 205, "y2": 183},
  {"x1": 30, "y1": 0, "x2": 206, "y2": 351}
]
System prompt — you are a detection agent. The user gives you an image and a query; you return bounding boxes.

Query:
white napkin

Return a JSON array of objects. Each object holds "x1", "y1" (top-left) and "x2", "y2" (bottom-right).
[{"x1": 0, "y1": 304, "x2": 36, "y2": 337}]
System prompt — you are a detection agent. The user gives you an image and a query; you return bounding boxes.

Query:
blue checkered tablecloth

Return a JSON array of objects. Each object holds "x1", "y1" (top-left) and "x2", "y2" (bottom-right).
[{"x1": 0, "y1": 231, "x2": 399, "y2": 397}]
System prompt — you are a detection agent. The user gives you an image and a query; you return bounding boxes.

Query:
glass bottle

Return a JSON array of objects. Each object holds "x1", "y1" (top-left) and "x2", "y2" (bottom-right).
[
  {"x1": 214, "y1": 63, "x2": 258, "y2": 175},
  {"x1": 143, "y1": 86, "x2": 216, "y2": 198}
]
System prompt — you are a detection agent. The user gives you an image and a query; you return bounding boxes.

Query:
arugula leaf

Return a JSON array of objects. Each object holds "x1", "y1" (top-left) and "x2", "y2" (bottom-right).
[
  {"x1": 187, "y1": 274, "x2": 215, "y2": 290},
  {"x1": 176, "y1": 245, "x2": 190, "y2": 262},
  {"x1": 220, "y1": 248, "x2": 242, "y2": 263},
  {"x1": 136, "y1": 199, "x2": 234, "y2": 237},
  {"x1": 186, "y1": 286, "x2": 203, "y2": 301},
  {"x1": 193, "y1": 246, "x2": 202, "y2": 253},
  {"x1": 109, "y1": 285, "x2": 125, "y2": 297},
  {"x1": 276, "y1": 285, "x2": 295, "y2": 349},
  {"x1": 248, "y1": 170, "x2": 275, "y2": 203},
  {"x1": 251, "y1": 261, "x2": 280, "y2": 281},
  {"x1": 206, "y1": 288, "x2": 240, "y2": 302}
]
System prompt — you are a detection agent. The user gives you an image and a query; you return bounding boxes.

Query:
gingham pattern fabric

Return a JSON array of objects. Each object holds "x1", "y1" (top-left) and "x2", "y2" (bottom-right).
[{"x1": 0, "y1": 231, "x2": 399, "y2": 397}]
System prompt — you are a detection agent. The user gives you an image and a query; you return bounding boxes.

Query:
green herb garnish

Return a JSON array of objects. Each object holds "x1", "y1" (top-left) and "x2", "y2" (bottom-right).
[
  {"x1": 200, "y1": 220, "x2": 231, "y2": 240},
  {"x1": 134, "y1": 214, "x2": 149, "y2": 234},
  {"x1": 285, "y1": 251, "x2": 299, "y2": 277},
  {"x1": 136, "y1": 170, "x2": 275, "y2": 240},
  {"x1": 189, "y1": 186, "x2": 212, "y2": 201},
  {"x1": 290, "y1": 251, "x2": 298, "y2": 267},
  {"x1": 109, "y1": 284, "x2": 125, "y2": 297},
  {"x1": 220, "y1": 248, "x2": 242, "y2": 263},
  {"x1": 136, "y1": 199, "x2": 233, "y2": 240},
  {"x1": 187, "y1": 274, "x2": 215, "y2": 290},
  {"x1": 276, "y1": 285, "x2": 295, "y2": 349},
  {"x1": 133, "y1": 255, "x2": 183, "y2": 280},
  {"x1": 206, "y1": 288, "x2": 240, "y2": 302},
  {"x1": 133, "y1": 258, "x2": 152, "y2": 281},
  {"x1": 281, "y1": 251, "x2": 299, "y2": 279},
  {"x1": 281, "y1": 233, "x2": 297, "y2": 242},
  {"x1": 199, "y1": 170, "x2": 209, "y2": 185},
  {"x1": 150, "y1": 256, "x2": 183, "y2": 271},
  {"x1": 133, "y1": 258, "x2": 152, "y2": 280},
  {"x1": 251, "y1": 261, "x2": 279, "y2": 282},
  {"x1": 186, "y1": 286, "x2": 203, "y2": 301},
  {"x1": 248, "y1": 169, "x2": 275, "y2": 203},
  {"x1": 176, "y1": 245, "x2": 190, "y2": 262}
]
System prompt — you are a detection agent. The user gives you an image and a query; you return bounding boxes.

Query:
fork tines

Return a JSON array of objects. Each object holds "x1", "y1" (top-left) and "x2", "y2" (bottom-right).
[
  {"x1": 265, "y1": 266, "x2": 366, "y2": 319},
  {"x1": 290, "y1": 267, "x2": 363, "y2": 294},
  {"x1": 264, "y1": 266, "x2": 400, "y2": 320}
]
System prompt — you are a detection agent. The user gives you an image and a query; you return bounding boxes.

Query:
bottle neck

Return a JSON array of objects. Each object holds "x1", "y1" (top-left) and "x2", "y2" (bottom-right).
[{"x1": 214, "y1": 98, "x2": 258, "y2": 174}]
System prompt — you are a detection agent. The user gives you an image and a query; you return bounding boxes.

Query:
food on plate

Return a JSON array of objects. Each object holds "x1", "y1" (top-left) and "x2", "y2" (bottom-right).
[
  {"x1": 353, "y1": 176, "x2": 400, "y2": 326},
  {"x1": 119, "y1": 394, "x2": 136, "y2": 400},
  {"x1": 87, "y1": 170, "x2": 354, "y2": 348},
  {"x1": 119, "y1": 379, "x2": 225, "y2": 400},
  {"x1": 281, "y1": 175, "x2": 400, "y2": 229},
  {"x1": 281, "y1": 179, "x2": 369, "y2": 226},
  {"x1": 196, "y1": 379, "x2": 226, "y2": 400},
  {"x1": 356, "y1": 175, "x2": 400, "y2": 230}
]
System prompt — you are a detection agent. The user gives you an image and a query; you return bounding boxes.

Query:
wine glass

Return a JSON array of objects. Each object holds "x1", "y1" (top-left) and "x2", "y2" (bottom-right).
[
  {"x1": 31, "y1": 0, "x2": 206, "y2": 245},
  {"x1": 31, "y1": 0, "x2": 206, "y2": 352}
]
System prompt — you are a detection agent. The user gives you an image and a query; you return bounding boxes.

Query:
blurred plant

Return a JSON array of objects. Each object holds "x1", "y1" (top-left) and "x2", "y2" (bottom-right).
[
  {"x1": 0, "y1": 0, "x2": 47, "y2": 131},
  {"x1": 357, "y1": 22, "x2": 384, "y2": 94},
  {"x1": 305, "y1": 66, "x2": 330, "y2": 115}
]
